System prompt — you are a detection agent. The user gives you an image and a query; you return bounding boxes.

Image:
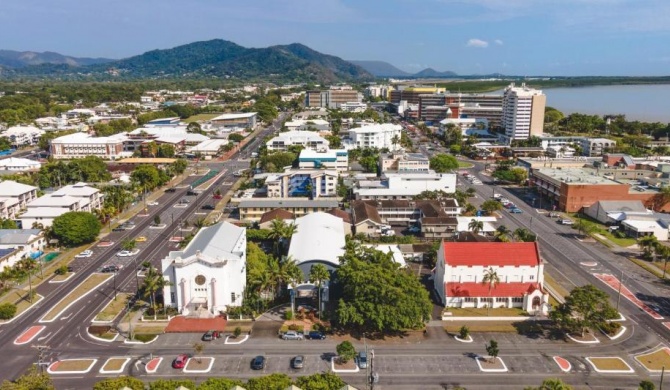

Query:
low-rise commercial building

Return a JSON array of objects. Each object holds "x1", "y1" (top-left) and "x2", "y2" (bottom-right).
[
  {"x1": 210, "y1": 112, "x2": 257, "y2": 129},
  {"x1": 379, "y1": 152, "x2": 430, "y2": 173},
  {"x1": 0, "y1": 157, "x2": 41, "y2": 171},
  {"x1": 298, "y1": 149, "x2": 348, "y2": 171},
  {"x1": 50, "y1": 132, "x2": 127, "y2": 160},
  {"x1": 284, "y1": 119, "x2": 330, "y2": 132},
  {"x1": 354, "y1": 171, "x2": 457, "y2": 200},
  {"x1": 266, "y1": 131, "x2": 329, "y2": 151},
  {"x1": 236, "y1": 198, "x2": 339, "y2": 222}
]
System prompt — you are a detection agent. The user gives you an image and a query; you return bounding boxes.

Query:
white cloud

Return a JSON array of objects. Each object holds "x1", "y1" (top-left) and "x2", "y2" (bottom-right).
[
  {"x1": 466, "y1": 38, "x2": 488, "y2": 48},
  {"x1": 494, "y1": 39, "x2": 503, "y2": 45}
]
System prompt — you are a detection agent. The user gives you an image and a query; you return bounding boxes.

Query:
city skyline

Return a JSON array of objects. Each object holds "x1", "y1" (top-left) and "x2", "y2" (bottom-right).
[{"x1": 1, "y1": 0, "x2": 670, "y2": 76}]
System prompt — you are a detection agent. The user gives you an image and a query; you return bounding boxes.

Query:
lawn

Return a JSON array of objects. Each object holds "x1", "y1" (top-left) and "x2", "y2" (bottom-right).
[
  {"x1": 102, "y1": 358, "x2": 128, "y2": 371},
  {"x1": 599, "y1": 230, "x2": 637, "y2": 247},
  {"x1": 588, "y1": 357, "x2": 632, "y2": 371},
  {"x1": 635, "y1": 348, "x2": 670, "y2": 371},
  {"x1": 182, "y1": 113, "x2": 221, "y2": 123},
  {"x1": 52, "y1": 359, "x2": 96, "y2": 372},
  {"x1": 445, "y1": 307, "x2": 528, "y2": 317},
  {"x1": 543, "y1": 272, "x2": 570, "y2": 300},
  {"x1": 42, "y1": 273, "x2": 112, "y2": 322},
  {"x1": 444, "y1": 321, "x2": 518, "y2": 333},
  {"x1": 226, "y1": 320, "x2": 253, "y2": 333},
  {"x1": 457, "y1": 160, "x2": 474, "y2": 168},
  {"x1": 95, "y1": 293, "x2": 131, "y2": 322},
  {"x1": 133, "y1": 324, "x2": 168, "y2": 334}
]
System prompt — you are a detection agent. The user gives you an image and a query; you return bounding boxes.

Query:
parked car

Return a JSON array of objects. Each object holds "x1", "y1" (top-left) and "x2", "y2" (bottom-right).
[
  {"x1": 172, "y1": 354, "x2": 189, "y2": 369},
  {"x1": 186, "y1": 190, "x2": 200, "y2": 196},
  {"x1": 251, "y1": 355, "x2": 266, "y2": 370},
  {"x1": 308, "y1": 331, "x2": 326, "y2": 340},
  {"x1": 548, "y1": 212, "x2": 559, "y2": 218},
  {"x1": 101, "y1": 265, "x2": 120, "y2": 273},
  {"x1": 282, "y1": 331, "x2": 304, "y2": 340},
  {"x1": 357, "y1": 351, "x2": 368, "y2": 369},
  {"x1": 75, "y1": 250, "x2": 93, "y2": 258},
  {"x1": 559, "y1": 219, "x2": 574, "y2": 225},
  {"x1": 292, "y1": 355, "x2": 305, "y2": 369},
  {"x1": 112, "y1": 227, "x2": 126, "y2": 232},
  {"x1": 135, "y1": 236, "x2": 147, "y2": 242},
  {"x1": 147, "y1": 201, "x2": 159, "y2": 206},
  {"x1": 202, "y1": 330, "x2": 215, "y2": 341},
  {"x1": 201, "y1": 205, "x2": 215, "y2": 210},
  {"x1": 509, "y1": 208, "x2": 523, "y2": 214},
  {"x1": 165, "y1": 188, "x2": 177, "y2": 193},
  {"x1": 116, "y1": 249, "x2": 140, "y2": 257},
  {"x1": 179, "y1": 198, "x2": 190, "y2": 204},
  {"x1": 213, "y1": 194, "x2": 223, "y2": 200}
]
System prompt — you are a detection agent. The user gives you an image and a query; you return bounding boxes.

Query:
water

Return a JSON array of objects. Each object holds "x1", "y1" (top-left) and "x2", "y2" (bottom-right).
[{"x1": 542, "y1": 84, "x2": 670, "y2": 123}]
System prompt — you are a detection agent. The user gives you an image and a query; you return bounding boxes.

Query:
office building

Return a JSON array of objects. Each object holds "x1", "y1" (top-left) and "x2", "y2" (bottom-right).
[{"x1": 502, "y1": 83, "x2": 546, "y2": 140}]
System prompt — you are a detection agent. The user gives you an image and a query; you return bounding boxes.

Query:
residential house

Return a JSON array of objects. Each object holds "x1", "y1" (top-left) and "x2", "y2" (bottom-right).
[
  {"x1": 0, "y1": 229, "x2": 45, "y2": 270},
  {"x1": 0, "y1": 181, "x2": 38, "y2": 209}
]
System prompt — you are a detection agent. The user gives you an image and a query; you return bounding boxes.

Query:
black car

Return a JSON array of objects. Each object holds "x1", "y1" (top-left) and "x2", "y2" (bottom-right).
[
  {"x1": 308, "y1": 331, "x2": 326, "y2": 340},
  {"x1": 112, "y1": 227, "x2": 126, "y2": 232},
  {"x1": 251, "y1": 355, "x2": 265, "y2": 370},
  {"x1": 165, "y1": 188, "x2": 176, "y2": 193},
  {"x1": 201, "y1": 205, "x2": 215, "y2": 210},
  {"x1": 186, "y1": 190, "x2": 200, "y2": 196}
]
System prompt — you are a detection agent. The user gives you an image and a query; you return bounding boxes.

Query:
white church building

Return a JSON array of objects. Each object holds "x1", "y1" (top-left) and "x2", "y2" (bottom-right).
[{"x1": 161, "y1": 221, "x2": 247, "y2": 316}]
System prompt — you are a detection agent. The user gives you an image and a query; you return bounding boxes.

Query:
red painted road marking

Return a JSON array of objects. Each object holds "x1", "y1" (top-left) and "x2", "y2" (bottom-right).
[
  {"x1": 98, "y1": 241, "x2": 114, "y2": 247},
  {"x1": 146, "y1": 357, "x2": 162, "y2": 373},
  {"x1": 553, "y1": 356, "x2": 571, "y2": 372},
  {"x1": 168, "y1": 237, "x2": 183, "y2": 242},
  {"x1": 14, "y1": 325, "x2": 45, "y2": 345},
  {"x1": 594, "y1": 273, "x2": 663, "y2": 320}
]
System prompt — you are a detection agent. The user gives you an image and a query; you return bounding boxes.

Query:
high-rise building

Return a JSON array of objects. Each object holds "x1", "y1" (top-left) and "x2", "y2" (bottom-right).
[
  {"x1": 502, "y1": 83, "x2": 546, "y2": 140},
  {"x1": 304, "y1": 86, "x2": 363, "y2": 109}
]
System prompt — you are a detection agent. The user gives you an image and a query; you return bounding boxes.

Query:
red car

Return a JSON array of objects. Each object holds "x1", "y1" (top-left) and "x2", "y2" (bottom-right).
[
  {"x1": 213, "y1": 194, "x2": 222, "y2": 200},
  {"x1": 172, "y1": 354, "x2": 189, "y2": 369}
]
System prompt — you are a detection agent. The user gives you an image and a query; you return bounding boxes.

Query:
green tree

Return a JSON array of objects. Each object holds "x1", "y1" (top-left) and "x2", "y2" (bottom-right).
[
  {"x1": 538, "y1": 378, "x2": 573, "y2": 390},
  {"x1": 482, "y1": 267, "x2": 500, "y2": 316},
  {"x1": 0, "y1": 366, "x2": 54, "y2": 390},
  {"x1": 187, "y1": 121, "x2": 202, "y2": 133},
  {"x1": 638, "y1": 380, "x2": 656, "y2": 390},
  {"x1": 336, "y1": 340, "x2": 357, "y2": 363},
  {"x1": 131, "y1": 164, "x2": 162, "y2": 191},
  {"x1": 171, "y1": 158, "x2": 188, "y2": 175},
  {"x1": 495, "y1": 225, "x2": 511, "y2": 242},
  {"x1": 153, "y1": 215, "x2": 161, "y2": 226},
  {"x1": 335, "y1": 246, "x2": 432, "y2": 333},
  {"x1": 459, "y1": 325, "x2": 470, "y2": 340},
  {"x1": 309, "y1": 263, "x2": 330, "y2": 318},
  {"x1": 245, "y1": 373, "x2": 292, "y2": 390},
  {"x1": 92, "y1": 377, "x2": 144, "y2": 390},
  {"x1": 156, "y1": 144, "x2": 175, "y2": 158},
  {"x1": 0, "y1": 219, "x2": 18, "y2": 229},
  {"x1": 228, "y1": 133, "x2": 245, "y2": 143},
  {"x1": 121, "y1": 238, "x2": 137, "y2": 251},
  {"x1": 638, "y1": 235, "x2": 659, "y2": 260},
  {"x1": 550, "y1": 284, "x2": 618, "y2": 337},
  {"x1": 197, "y1": 378, "x2": 244, "y2": 390},
  {"x1": 0, "y1": 303, "x2": 17, "y2": 320},
  {"x1": 429, "y1": 153, "x2": 459, "y2": 172},
  {"x1": 485, "y1": 339, "x2": 499, "y2": 362},
  {"x1": 481, "y1": 200, "x2": 503, "y2": 215},
  {"x1": 468, "y1": 219, "x2": 484, "y2": 235},
  {"x1": 148, "y1": 379, "x2": 196, "y2": 390},
  {"x1": 51, "y1": 211, "x2": 102, "y2": 246},
  {"x1": 193, "y1": 342, "x2": 204, "y2": 363},
  {"x1": 295, "y1": 372, "x2": 346, "y2": 390}
]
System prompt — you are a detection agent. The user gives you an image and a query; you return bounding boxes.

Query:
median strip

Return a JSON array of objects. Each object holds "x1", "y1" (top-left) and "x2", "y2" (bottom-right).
[{"x1": 40, "y1": 273, "x2": 113, "y2": 323}]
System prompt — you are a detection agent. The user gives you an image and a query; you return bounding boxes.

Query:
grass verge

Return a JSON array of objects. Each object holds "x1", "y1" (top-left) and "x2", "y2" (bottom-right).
[
  {"x1": 51, "y1": 272, "x2": 73, "y2": 282},
  {"x1": 635, "y1": 348, "x2": 670, "y2": 371},
  {"x1": 102, "y1": 358, "x2": 127, "y2": 371},
  {"x1": 53, "y1": 359, "x2": 96, "y2": 372},
  {"x1": 95, "y1": 293, "x2": 131, "y2": 322},
  {"x1": 41, "y1": 273, "x2": 112, "y2": 322},
  {"x1": 444, "y1": 321, "x2": 517, "y2": 333},
  {"x1": 131, "y1": 333, "x2": 158, "y2": 343},
  {"x1": 629, "y1": 257, "x2": 664, "y2": 279},
  {"x1": 588, "y1": 357, "x2": 630, "y2": 371},
  {"x1": 543, "y1": 272, "x2": 570, "y2": 299}
]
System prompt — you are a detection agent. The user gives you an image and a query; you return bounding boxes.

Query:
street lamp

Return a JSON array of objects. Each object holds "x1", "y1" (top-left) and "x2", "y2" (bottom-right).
[{"x1": 113, "y1": 270, "x2": 117, "y2": 301}]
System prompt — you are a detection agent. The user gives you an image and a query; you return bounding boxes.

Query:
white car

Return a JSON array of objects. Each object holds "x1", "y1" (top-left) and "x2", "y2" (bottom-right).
[
  {"x1": 116, "y1": 249, "x2": 140, "y2": 257},
  {"x1": 75, "y1": 250, "x2": 93, "y2": 258},
  {"x1": 147, "y1": 201, "x2": 159, "y2": 206}
]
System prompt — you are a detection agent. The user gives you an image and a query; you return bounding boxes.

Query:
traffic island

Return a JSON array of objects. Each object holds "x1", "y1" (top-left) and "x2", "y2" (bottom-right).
[
  {"x1": 586, "y1": 357, "x2": 634, "y2": 373},
  {"x1": 183, "y1": 357, "x2": 214, "y2": 373},
  {"x1": 0, "y1": 293, "x2": 44, "y2": 325},
  {"x1": 476, "y1": 356, "x2": 508, "y2": 372},
  {"x1": 149, "y1": 224, "x2": 166, "y2": 229},
  {"x1": 47, "y1": 359, "x2": 97, "y2": 374},
  {"x1": 93, "y1": 293, "x2": 132, "y2": 323},
  {"x1": 87, "y1": 326, "x2": 118, "y2": 342},
  {"x1": 567, "y1": 332, "x2": 600, "y2": 344},
  {"x1": 145, "y1": 357, "x2": 163, "y2": 374},
  {"x1": 553, "y1": 356, "x2": 572, "y2": 372},
  {"x1": 40, "y1": 273, "x2": 113, "y2": 323},
  {"x1": 454, "y1": 335, "x2": 473, "y2": 343},
  {"x1": 331, "y1": 357, "x2": 359, "y2": 373},
  {"x1": 49, "y1": 272, "x2": 74, "y2": 283},
  {"x1": 99, "y1": 357, "x2": 130, "y2": 374},
  {"x1": 635, "y1": 347, "x2": 670, "y2": 373},
  {"x1": 225, "y1": 335, "x2": 249, "y2": 344},
  {"x1": 14, "y1": 325, "x2": 46, "y2": 345}
]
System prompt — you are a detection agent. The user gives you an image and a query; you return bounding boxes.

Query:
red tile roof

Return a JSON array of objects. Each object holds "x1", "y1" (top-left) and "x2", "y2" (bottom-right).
[
  {"x1": 442, "y1": 242, "x2": 541, "y2": 267},
  {"x1": 445, "y1": 282, "x2": 541, "y2": 298}
]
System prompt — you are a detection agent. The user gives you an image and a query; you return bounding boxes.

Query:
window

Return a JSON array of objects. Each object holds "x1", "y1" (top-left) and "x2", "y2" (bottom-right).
[
  {"x1": 464, "y1": 297, "x2": 475, "y2": 302},
  {"x1": 170, "y1": 292, "x2": 175, "y2": 304},
  {"x1": 512, "y1": 297, "x2": 523, "y2": 303},
  {"x1": 231, "y1": 292, "x2": 236, "y2": 303},
  {"x1": 496, "y1": 297, "x2": 507, "y2": 303},
  {"x1": 529, "y1": 275, "x2": 534, "y2": 280}
]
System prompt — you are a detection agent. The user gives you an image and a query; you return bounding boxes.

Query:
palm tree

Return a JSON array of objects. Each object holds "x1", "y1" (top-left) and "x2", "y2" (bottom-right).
[
  {"x1": 391, "y1": 134, "x2": 400, "y2": 150},
  {"x1": 121, "y1": 239, "x2": 137, "y2": 251},
  {"x1": 468, "y1": 219, "x2": 484, "y2": 235},
  {"x1": 142, "y1": 267, "x2": 169, "y2": 319},
  {"x1": 482, "y1": 267, "x2": 500, "y2": 316},
  {"x1": 281, "y1": 222, "x2": 298, "y2": 252},
  {"x1": 269, "y1": 218, "x2": 287, "y2": 256},
  {"x1": 193, "y1": 218, "x2": 206, "y2": 230},
  {"x1": 638, "y1": 235, "x2": 658, "y2": 260},
  {"x1": 282, "y1": 257, "x2": 303, "y2": 313},
  {"x1": 266, "y1": 257, "x2": 283, "y2": 299},
  {"x1": 495, "y1": 225, "x2": 510, "y2": 242},
  {"x1": 309, "y1": 264, "x2": 330, "y2": 319}
]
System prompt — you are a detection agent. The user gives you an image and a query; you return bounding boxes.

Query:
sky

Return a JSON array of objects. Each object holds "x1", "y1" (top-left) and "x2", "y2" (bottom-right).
[{"x1": 1, "y1": 0, "x2": 670, "y2": 76}]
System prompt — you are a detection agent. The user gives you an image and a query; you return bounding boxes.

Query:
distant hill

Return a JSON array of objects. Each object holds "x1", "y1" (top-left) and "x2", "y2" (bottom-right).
[
  {"x1": 0, "y1": 39, "x2": 373, "y2": 83},
  {"x1": 413, "y1": 68, "x2": 458, "y2": 78},
  {"x1": 349, "y1": 60, "x2": 411, "y2": 77},
  {"x1": 0, "y1": 50, "x2": 113, "y2": 68}
]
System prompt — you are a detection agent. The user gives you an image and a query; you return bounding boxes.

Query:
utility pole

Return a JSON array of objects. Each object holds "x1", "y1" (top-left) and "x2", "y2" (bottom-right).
[{"x1": 661, "y1": 366, "x2": 665, "y2": 390}]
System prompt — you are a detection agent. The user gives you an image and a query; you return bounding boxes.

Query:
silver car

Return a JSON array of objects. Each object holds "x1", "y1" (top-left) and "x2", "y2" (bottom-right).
[
  {"x1": 292, "y1": 355, "x2": 304, "y2": 369},
  {"x1": 282, "y1": 331, "x2": 304, "y2": 340}
]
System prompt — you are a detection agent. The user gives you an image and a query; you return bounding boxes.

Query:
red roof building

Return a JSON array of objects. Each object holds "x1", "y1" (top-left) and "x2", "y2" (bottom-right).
[{"x1": 434, "y1": 241, "x2": 549, "y2": 315}]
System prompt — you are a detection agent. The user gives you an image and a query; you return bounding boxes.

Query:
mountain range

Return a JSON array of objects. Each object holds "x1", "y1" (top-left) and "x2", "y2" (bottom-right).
[
  {"x1": 0, "y1": 50, "x2": 113, "y2": 68},
  {"x1": 350, "y1": 60, "x2": 457, "y2": 78},
  {"x1": 0, "y1": 40, "x2": 373, "y2": 83}
]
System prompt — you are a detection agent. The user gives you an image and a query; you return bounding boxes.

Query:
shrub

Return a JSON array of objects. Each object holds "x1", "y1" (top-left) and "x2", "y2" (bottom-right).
[
  {"x1": 288, "y1": 324, "x2": 300, "y2": 331},
  {"x1": 459, "y1": 325, "x2": 470, "y2": 339},
  {"x1": 133, "y1": 333, "x2": 158, "y2": 343},
  {"x1": 0, "y1": 302, "x2": 17, "y2": 319},
  {"x1": 336, "y1": 341, "x2": 356, "y2": 363},
  {"x1": 600, "y1": 321, "x2": 622, "y2": 336},
  {"x1": 54, "y1": 265, "x2": 69, "y2": 275},
  {"x1": 234, "y1": 327, "x2": 242, "y2": 338},
  {"x1": 284, "y1": 310, "x2": 293, "y2": 320}
]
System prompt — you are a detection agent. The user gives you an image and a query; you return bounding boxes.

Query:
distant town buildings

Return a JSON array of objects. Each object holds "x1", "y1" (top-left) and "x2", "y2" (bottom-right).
[{"x1": 304, "y1": 86, "x2": 363, "y2": 109}]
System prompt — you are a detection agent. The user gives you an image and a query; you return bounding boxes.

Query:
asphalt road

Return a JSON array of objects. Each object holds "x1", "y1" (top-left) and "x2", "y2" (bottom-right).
[{"x1": 3, "y1": 125, "x2": 668, "y2": 389}]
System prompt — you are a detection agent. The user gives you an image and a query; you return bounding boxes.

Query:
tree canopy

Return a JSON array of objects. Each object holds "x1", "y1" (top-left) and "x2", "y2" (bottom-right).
[
  {"x1": 550, "y1": 284, "x2": 618, "y2": 337},
  {"x1": 429, "y1": 153, "x2": 459, "y2": 172},
  {"x1": 334, "y1": 246, "x2": 432, "y2": 334},
  {"x1": 51, "y1": 211, "x2": 102, "y2": 246}
]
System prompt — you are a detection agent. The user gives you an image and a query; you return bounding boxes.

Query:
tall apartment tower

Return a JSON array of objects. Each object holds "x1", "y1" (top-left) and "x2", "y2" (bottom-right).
[{"x1": 502, "y1": 83, "x2": 546, "y2": 140}]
